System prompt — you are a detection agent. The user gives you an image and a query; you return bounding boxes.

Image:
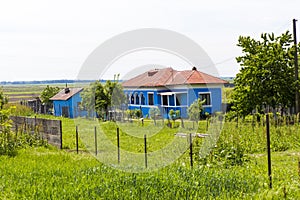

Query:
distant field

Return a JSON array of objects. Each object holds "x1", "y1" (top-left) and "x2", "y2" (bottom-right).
[{"x1": 1, "y1": 83, "x2": 90, "y2": 103}]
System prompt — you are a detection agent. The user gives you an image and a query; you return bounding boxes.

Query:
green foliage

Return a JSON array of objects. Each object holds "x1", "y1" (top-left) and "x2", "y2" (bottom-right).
[
  {"x1": 1, "y1": 114, "x2": 300, "y2": 198},
  {"x1": 149, "y1": 106, "x2": 160, "y2": 119},
  {"x1": 149, "y1": 106, "x2": 160, "y2": 125},
  {"x1": 222, "y1": 87, "x2": 233, "y2": 104},
  {"x1": 125, "y1": 109, "x2": 142, "y2": 119},
  {"x1": 134, "y1": 109, "x2": 142, "y2": 118},
  {"x1": 4, "y1": 103, "x2": 34, "y2": 116},
  {"x1": 0, "y1": 107, "x2": 47, "y2": 156},
  {"x1": 81, "y1": 80, "x2": 126, "y2": 119},
  {"x1": 0, "y1": 147, "x2": 264, "y2": 199},
  {"x1": 40, "y1": 85, "x2": 60, "y2": 105},
  {"x1": 168, "y1": 109, "x2": 181, "y2": 128},
  {"x1": 233, "y1": 31, "x2": 298, "y2": 116},
  {"x1": 187, "y1": 98, "x2": 205, "y2": 121},
  {"x1": 169, "y1": 109, "x2": 180, "y2": 120},
  {"x1": 0, "y1": 87, "x2": 8, "y2": 109}
]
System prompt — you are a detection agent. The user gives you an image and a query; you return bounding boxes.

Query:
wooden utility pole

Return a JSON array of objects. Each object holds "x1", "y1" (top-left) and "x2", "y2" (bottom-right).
[{"x1": 293, "y1": 19, "x2": 299, "y2": 114}]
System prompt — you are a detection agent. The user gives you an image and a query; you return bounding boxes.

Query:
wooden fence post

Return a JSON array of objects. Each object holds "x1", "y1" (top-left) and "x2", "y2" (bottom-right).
[
  {"x1": 266, "y1": 113, "x2": 272, "y2": 188},
  {"x1": 190, "y1": 133, "x2": 193, "y2": 169},
  {"x1": 59, "y1": 120, "x2": 63, "y2": 149},
  {"x1": 94, "y1": 126, "x2": 97, "y2": 156},
  {"x1": 117, "y1": 128, "x2": 120, "y2": 164},
  {"x1": 144, "y1": 134, "x2": 148, "y2": 168},
  {"x1": 76, "y1": 126, "x2": 79, "y2": 154}
]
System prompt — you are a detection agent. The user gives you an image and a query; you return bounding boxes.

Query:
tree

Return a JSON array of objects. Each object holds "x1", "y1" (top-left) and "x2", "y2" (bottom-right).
[
  {"x1": 188, "y1": 98, "x2": 205, "y2": 122},
  {"x1": 81, "y1": 79, "x2": 126, "y2": 119},
  {"x1": 0, "y1": 87, "x2": 8, "y2": 110},
  {"x1": 149, "y1": 106, "x2": 160, "y2": 125},
  {"x1": 233, "y1": 31, "x2": 299, "y2": 116},
  {"x1": 40, "y1": 85, "x2": 60, "y2": 108},
  {"x1": 169, "y1": 109, "x2": 180, "y2": 128},
  {"x1": 80, "y1": 81, "x2": 98, "y2": 117}
]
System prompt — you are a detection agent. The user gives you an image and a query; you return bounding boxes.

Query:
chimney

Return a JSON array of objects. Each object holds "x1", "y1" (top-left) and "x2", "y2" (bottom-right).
[
  {"x1": 65, "y1": 87, "x2": 70, "y2": 94},
  {"x1": 148, "y1": 70, "x2": 158, "y2": 76},
  {"x1": 65, "y1": 83, "x2": 70, "y2": 94}
]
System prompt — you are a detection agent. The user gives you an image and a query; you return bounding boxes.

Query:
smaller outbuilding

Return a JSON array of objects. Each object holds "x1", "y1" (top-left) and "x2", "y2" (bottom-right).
[{"x1": 50, "y1": 87, "x2": 86, "y2": 118}]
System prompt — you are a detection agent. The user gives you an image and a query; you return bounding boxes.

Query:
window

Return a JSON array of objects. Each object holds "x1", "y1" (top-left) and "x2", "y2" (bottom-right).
[
  {"x1": 162, "y1": 95, "x2": 168, "y2": 106},
  {"x1": 169, "y1": 95, "x2": 175, "y2": 106},
  {"x1": 140, "y1": 93, "x2": 145, "y2": 105},
  {"x1": 135, "y1": 93, "x2": 139, "y2": 104},
  {"x1": 175, "y1": 93, "x2": 187, "y2": 106},
  {"x1": 176, "y1": 96, "x2": 181, "y2": 106},
  {"x1": 62, "y1": 106, "x2": 69, "y2": 117},
  {"x1": 148, "y1": 93, "x2": 154, "y2": 105},
  {"x1": 199, "y1": 93, "x2": 211, "y2": 106},
  {"x1": 130, "y1": 94, "x2": 134, "y2": 104}
]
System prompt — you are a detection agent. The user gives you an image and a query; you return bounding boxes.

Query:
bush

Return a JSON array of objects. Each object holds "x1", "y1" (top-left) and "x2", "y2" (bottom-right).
[
  {"x1": 0, "y1": 106, "x2": 47, "y2": 157},
  {"x1": 4, "y1": 103, "x2": 34, "y2": 116}
]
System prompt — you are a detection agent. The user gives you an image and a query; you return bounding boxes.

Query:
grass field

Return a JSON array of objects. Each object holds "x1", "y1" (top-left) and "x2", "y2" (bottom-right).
[
  {"x1": 1, "y1": 84, "x2": 300, "y2": 199},
  {"x1": 1, "y1": 114, "x2": 300, "y2": 199}
]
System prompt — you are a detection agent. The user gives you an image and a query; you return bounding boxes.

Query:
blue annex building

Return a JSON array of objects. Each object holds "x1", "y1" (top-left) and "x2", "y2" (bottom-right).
[{"x1": 50, "y1": 87, "x2": 87, "y2": 118}]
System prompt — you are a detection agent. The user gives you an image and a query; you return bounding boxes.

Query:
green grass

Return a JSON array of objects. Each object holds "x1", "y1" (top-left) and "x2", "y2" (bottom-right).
[
  {"x1": 1, "y1": 114, "x2": 300, "y2": 199},
  {"x1": 1, "y1": 146, "x2": 299, "y2": 199}
]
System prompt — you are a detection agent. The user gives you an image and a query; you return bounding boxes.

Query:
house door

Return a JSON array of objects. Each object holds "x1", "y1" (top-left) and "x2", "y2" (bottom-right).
[{"x1": 62, "y1": 106, "x2": 69, "y2": 117}]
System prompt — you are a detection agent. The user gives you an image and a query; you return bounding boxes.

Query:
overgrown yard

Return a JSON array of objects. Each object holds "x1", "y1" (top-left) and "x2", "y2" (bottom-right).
[{"x1": 1, "y1": 115, "x2": 300, "y2": 199}]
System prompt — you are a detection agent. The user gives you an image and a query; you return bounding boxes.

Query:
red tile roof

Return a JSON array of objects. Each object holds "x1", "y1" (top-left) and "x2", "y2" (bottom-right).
[
  {"x1": 122, "y1": 67, "x2": 227, "y2": 87},
  {"x1": 50, "y1": 88, "x2": 83, "y2": 101}
]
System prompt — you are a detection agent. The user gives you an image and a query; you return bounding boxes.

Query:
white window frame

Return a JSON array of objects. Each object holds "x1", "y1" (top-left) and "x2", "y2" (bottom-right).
[
  {"x1": 175, "y1": 93, "x2": 188, "y2": 107},
  {"x1": 161, "y1": 94, "x2": 169, "y2": 106},
  {"x1": 198, "y1": 92, "x2": 212, "y2": 107}
]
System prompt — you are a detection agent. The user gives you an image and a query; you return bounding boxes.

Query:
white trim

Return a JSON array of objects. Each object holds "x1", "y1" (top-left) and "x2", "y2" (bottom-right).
[
  {"x1": 158, "y1": 91, "x2": 187, "y2": 95},
  {"x1": 159, "y1": 92, "x2": 173, "y2": 96},
  {"x1": 174, "y1": 93, "x2": 177, "y2": 106},
  {"x1": 161, "y1": 105, "x2": 188, "y2": 108}
]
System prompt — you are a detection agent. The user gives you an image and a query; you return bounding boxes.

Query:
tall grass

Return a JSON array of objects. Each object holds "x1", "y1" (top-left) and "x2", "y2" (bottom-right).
[{"x1": 1, "y1": 115, "x2": 300, "y2": 199}]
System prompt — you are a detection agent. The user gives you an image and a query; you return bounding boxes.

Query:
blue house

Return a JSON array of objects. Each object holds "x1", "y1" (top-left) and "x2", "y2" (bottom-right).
[
  {"x1": 50, "y1": 87, "x2": 87, "y2": 118},
  {"x1": 122, "y1": 67, "x2": 227, "y2": 118}
]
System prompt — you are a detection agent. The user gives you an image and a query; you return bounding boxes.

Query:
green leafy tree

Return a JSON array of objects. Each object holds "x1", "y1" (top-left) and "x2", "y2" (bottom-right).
[
  {"x1": 40, "y1": 85, "x2": 60, "y2": 108},
  {"x1": 233, "y1": 31, "x2": 299, "y2": 116},
  {"x1": 80, "y1": 81, "x2": 98, "y2": 117},
  {"x1": 81, "y1": 79, "x2": 126, "y2": 119},
  {"x1": 149, "y1": 106, "x2": 160, "y2": 125},
  {"x1": 188, "y1": 98, "x2": 205, "y2": 122},
  {"x1": 169, "y1": 109, "x2": 181, "y2": 128}
]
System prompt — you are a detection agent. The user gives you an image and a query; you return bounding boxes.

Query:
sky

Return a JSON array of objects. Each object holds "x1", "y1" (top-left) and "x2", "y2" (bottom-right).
[{"x1": 0, "y1": 0, "x2": 299, "y2": 81}]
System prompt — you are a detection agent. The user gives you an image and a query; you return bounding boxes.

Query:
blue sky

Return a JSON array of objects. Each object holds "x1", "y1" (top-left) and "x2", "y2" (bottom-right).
[{"x1": 0, "y1": 0, "x2": 299, "y2": 81}]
